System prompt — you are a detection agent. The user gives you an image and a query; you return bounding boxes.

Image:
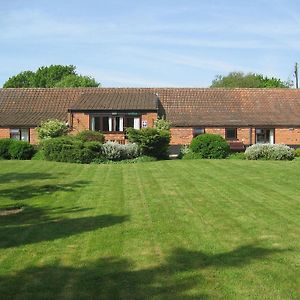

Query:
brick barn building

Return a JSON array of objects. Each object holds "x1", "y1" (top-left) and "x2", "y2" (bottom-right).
[{"x1": 1, "y1": 88, "x2": 300, "y2": 151}]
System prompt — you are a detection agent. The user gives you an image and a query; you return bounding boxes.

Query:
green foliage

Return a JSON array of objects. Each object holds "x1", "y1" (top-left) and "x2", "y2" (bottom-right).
[
  {"x1": 3, "y1": 65, "x2": 100, "y2": 88},
  {"x1": 0, "y1": 139, "x2": 14, "y2": 159},
  {"x1": 3, "y1": 71, "x2": 35, "y2": 88},
  {"x1": 42, "y1": 136, "x2": 98, "y2": 164},
  {"x1": 127, "y1": 128, "x2": 170, "y2": 159},
  {"x1": 54, "y1": 74, "x2": 99, "y2": 87},
  {"x1": 37, "y1": 119, "x2": 68, "y2": 140},
  {"x1": 181, "y1": 152, "x2": 203, "y2": 160},
  {"x1": 189, "y1": 134, "x2": 230, "y2": 159},
  {"x1": 84, "y1": 141, "x2": 103, "y2": 153},
  {"x1": 8, "y1": 141, "x2": 35, "y2": 160},
  {"x1": 294, "y1": 148, "x2": 300, "y2": 157},
  {"x1": 101, "y1": 142, "x2": 140, "y2": 161},
  {"x1": 31, "y1": 149, "x2": 45, "y2": 160},
  {"x1": 245, "y1": 144, "x2": 295, "y2": 160},
  {"x1": 76, "y1": 130, "x2": 104, "y2": 143},
  {"x1": 154, "y1": 117, "x2": 172, "y2": 131},
  {"x1": 227, "y1": 152, "x2": 246, "y2": 160},
  {"x1": 92, "y1": 155, "x2": 156, "y2": 164},
  {"x1": 211, "y1": 72, "x2": 292, "y2": 88}
]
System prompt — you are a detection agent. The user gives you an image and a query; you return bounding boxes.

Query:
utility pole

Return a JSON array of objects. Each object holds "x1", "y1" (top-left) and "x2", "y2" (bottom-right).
[{"x1": 295, "y1": 62, "x2": 299, "y2": 89}]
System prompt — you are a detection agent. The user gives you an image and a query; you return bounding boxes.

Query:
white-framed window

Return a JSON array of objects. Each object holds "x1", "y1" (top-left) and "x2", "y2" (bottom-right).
[
  {"x1": 255, "y1": 128, "x2": 274, "y2": 144},
  {"x1": 91, "y1": 115, "x2": 141, "y2": 132},
  {"x1": 10, "y1": 128, "x2": 30, "y2": 142}
]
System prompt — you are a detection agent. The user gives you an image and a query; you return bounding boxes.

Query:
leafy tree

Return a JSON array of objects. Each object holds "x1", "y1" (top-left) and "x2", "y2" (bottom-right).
[
  {"x1": 154, "y1": 117, "x2": 172, "y2": 131},
  {"x1": 54, "y1": 74, "x2": 99, "y2": 87},
  {"x1": 37, "y1": 119, "x2": 69, "y2": 140},
  {"x1": 3, "y1": 65, "x2": 100, "y2": 88},
  {"x1": 3, "y1": 71, "x2": 35, "y2": 88},
  {"x1": 211, "y1": 72, "x2": 292, "y2": 88}
]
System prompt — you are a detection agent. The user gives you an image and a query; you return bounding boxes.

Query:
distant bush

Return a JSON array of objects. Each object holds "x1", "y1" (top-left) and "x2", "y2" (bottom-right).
[
  {"x1": 181, "y1": 152, "x2": 203, "y2": 160},
  {"x1": 245, "y1": 144, "x2": 295, "y2": 160},
  {"x1": 92, "y1": 155, "x2": 156, "y2": 164},
  {"x1": 37, "y1": 119, "x2": 68, "y2": 140},
  {"x1": 42, "y1": 136, "x2": 98, "y2": 164},
  {"x1": 189, "y1": 134, "x2": 230, "y2": 159},
  {"x1": 295, "y1": 148, "x2": 300, "y2": 157},
  {"x1": 8, "y1": 141, "x2": 35, "y2": 160},
  {"x1": 227, "y1": 152, "x2": 246, "y2": 160},
  {"x1": 101, "y1": 141, "x2": 140, "y2": 161},
  {"x1": 154, "y1": 117, "x2": 172, "y2": 131},
  {"x1": 32, "y1": 149, "x2": 45, "y2": 160},
  {"x1": 76, "y1": 130, "x2": 104, "y2": 143},
  {"x1": 127, "y1": 128, "x2": 170, "y2": 159},
  {"x1": 0, "y1": 139, "x2": 14, "y2": 159}
]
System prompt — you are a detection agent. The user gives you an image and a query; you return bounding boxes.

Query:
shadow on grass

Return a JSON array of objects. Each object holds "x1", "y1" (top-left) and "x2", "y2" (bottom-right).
[
  {"x1": 0, "y1": 172, "x2": 63, "y2": 184},
  {"x1": 0, "y1": 214, "x2": 129, "y2": 249},
  {"x1": 0, "y1": 181, "x2": 90, "y2": 200},
  {"x1": 0, "y1": 245, "x2": 289, "y2": 299},
  {"x1": 0, "y1": 205, "x2": 93, "y2": 225}
]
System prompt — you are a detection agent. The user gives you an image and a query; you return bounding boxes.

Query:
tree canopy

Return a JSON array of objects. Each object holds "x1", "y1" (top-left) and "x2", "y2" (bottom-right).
[
  {"x1": 3, "y1": 65, "x2": 100, "y2": 88},
  {"x1": 211, "y1": 72, "x2": 292, "y2": 88}
]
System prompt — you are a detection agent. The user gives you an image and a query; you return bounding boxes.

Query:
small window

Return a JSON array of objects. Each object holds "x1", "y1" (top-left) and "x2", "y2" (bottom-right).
[
  {"x1": 10, "y1": 129, "x2": 29, "y2": 142},
  {"x1": 225, "y1": 128, "x2": 237, "y2": 140},
  {"x1": 193, "y1": 128, "x2": 205, "y2": 137}
]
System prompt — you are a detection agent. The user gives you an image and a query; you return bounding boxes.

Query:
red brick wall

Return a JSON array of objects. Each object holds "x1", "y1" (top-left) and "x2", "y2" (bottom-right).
[
  {"x1": 70, "y1": 112, "x2": 90, "y2": 135},
  {"x1": 29, "y1": 128, "x2": 39, "y2": 144},
  {"x1": 275, "y1": 128, "x2": 300, "y2": 145},
  {"x1": 0, "y1": 128, "x2": 10, "y2": 139},
  {"x1": 170, "y1": 128, "x2": 193, "y2": 145},
  {"x1": 141, "y1": 112, "x2": 157, "y2": 128}
]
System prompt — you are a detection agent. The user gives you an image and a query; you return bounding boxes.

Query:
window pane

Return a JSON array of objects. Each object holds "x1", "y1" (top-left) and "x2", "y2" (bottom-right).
[
  {"x1": 193, "y1": 128, "x2": 205, "y2": 137},
  {"x1": 21, "y1": 129, "x2": 29, "y2": 141},
  {"x1": 102, "y1": 117, "x2": 109, "y2": 131},
  {"x1": 226, "y1": 128, "x2": 237, "y2": 139},
  {"x1": 134, "y1": 118, "x2": 140, "y2": 129},
  {"x1": 94, "y1": 117, "x2": 101, "y2": 131},
  {"x1": 115, "y1": 117, "x2": 120, "y2": 131},
  {"x1": 126, "y1": 117, "x2": 134, "y2": 128},
  {"x1": 10, "y1": 129, "x2": 20, "y2": 140}
]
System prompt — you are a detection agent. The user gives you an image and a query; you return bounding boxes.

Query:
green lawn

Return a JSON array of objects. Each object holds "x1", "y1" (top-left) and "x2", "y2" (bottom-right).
[{"x1": 0, "y1": 160, "x2": 299, "y2": 299}]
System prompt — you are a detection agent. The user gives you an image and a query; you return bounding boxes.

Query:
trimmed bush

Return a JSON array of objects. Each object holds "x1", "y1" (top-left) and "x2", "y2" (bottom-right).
[
  {"x1": 37, "y1": 119, "x2": 68, "y2": 140},
  {"x1": 154, "y1": 117, "x2": 172, "y2": 131},
  {"x1": 42, "y1": 136, "x2": 98, "y2": 164},
  {"x1": 189, "y1": 134, "x2": 230, "y2": 159},
  {"x1": 245, "y1": 144, "x2": 295, "y2": 160},
  {"x1": 101, "y1": 142, "x2": 140, "y2": 161},
  {"x1": 227, "y1": 152, "x2": 246, "y2": 160},
  {"x1": 8, "y1": 141, "x2": 35, "y2": 160},
  {"x1": 127, "y1": 128, "x2": 170, "y2": 159},
  {"x1": 182, "y1": 152, "x2": 203, "y2": 160},
  {"x1": 0, "y1": 139, "x2": 14, "y2": 159},
  {"x1": 76, "y1": 130, "x2": 104, "y2": 143},
  {"x1": 295, "y1": 148, "x2": 300, "y2": 157}
]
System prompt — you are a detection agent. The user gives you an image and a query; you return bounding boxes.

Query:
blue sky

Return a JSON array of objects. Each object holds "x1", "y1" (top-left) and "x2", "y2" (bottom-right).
[{"x1": 0, "y1": 0, "x2": 299, "y2": 87}]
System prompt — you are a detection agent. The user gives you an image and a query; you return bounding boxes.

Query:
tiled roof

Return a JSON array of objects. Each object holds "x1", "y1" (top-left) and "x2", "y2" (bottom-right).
[
  {"x1": 1, "y1": 87, "x2": 300, "y2": 127},
  {"x1": 70, "y1": 91, "x2": 158, "y2": 111}
]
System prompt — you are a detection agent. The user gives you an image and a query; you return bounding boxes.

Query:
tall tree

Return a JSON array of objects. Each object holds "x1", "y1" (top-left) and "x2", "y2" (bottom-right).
[
  {"x1": 3, "y1": 65, "x2": 100, "y2": 88},
  {"x1": 211, "y1": 72, "x2": 292, "y2": 88}
]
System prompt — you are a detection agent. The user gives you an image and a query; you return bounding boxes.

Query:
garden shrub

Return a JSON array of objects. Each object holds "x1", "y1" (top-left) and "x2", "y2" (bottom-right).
[
  {"x1": 228, "y1": 152, "x2": 246, "y2": 160},
  {"x1": 295, "y1": 148, "x2": 300, "y2": 157},
  {"x1": 42, "y1": 136, "x2": 98, "y2": 164},
  {"x1": 154, "y1": 117, "x2": 172, "y2": 131},
  {"x1": 84, "y1": 141, "x2": 103, "y2": 153},
  {"x1": 8, "y1": 141, "x2": 35, "y2": 160},
  {"x1": 189, "y1": 134, "x2": 230, "y2": 159},
  {"x1": 76, "y1": 130, "x2": 104, "y2": 143},
  {"x1": 245, "y1": 144, "x2": 295, "y2": 160},
  {"x1": 101, "y1": 142, "x2": 140, "y2": 161},
  {"x1": 0, "y1": 139, "x2": 14, "y2": 159},
  {"x1": 127, "y1": 128, "x2": 170, "y2": 159},
  {"x1": 181, "y1": 152, "x2": 203, "y2": 160},
  {"x1": 32, "y1": 149, "x2": 45, "y2": 160},
  {"x1": 37, "y1": 119, "x2": 68, "y2": 140}
]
